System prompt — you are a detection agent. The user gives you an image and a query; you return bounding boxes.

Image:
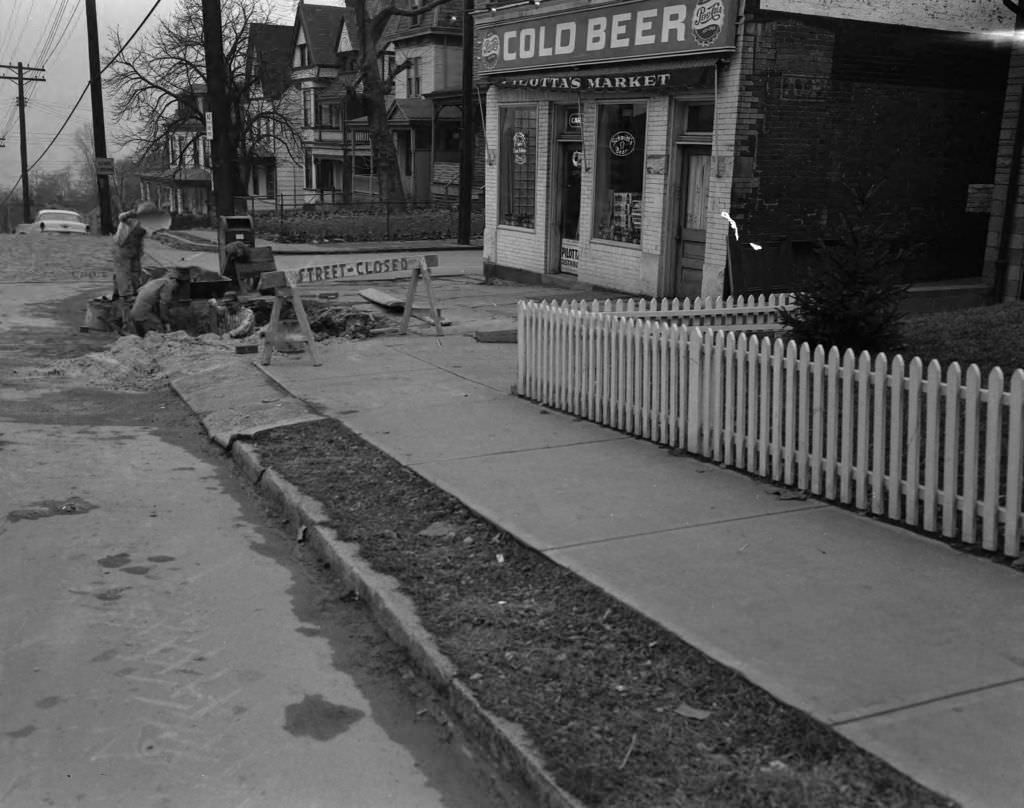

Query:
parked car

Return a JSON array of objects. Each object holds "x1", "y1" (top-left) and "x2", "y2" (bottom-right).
[{"x1": 15, "y1": 209, "x2": 90, "y2": 235}]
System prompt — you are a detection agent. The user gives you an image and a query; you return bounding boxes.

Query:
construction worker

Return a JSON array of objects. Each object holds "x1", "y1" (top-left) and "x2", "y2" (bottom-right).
[
  {"x1": 130, "y1": 266, "x2": 189, "y2": 336},
  {"x1": 111, "y1": 202, "x2": 154, "y2": 331},
  {"x1": 208, "y1": 290, "x2": 255, "y2": 338}
]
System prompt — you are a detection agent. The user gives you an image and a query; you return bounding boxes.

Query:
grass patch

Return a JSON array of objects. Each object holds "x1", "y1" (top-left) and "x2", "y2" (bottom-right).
[
  {"x1": 901, "y1": 302, "x2": 1024, "y2": 376},
  {"x1": 255, "y1": 419, "x2": 955, "y2": 808}
]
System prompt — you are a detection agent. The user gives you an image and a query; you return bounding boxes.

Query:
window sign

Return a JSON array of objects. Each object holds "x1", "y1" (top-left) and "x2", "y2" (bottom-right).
[
  {"x1": 512, "y1": 131, "x2": 529, "y2": 165},
  {"x1": 594, "y1": 103, "x2": 646, "y2": 244},
  {"x1": 477, "y1": 0, "x2": 737, "y2": 74},
  {"x1": 567, "y1": 110, "x2": 583, "y2": 129},
  {"x1": 609, "y1": 131, "x2": 637, "y2": 158}
]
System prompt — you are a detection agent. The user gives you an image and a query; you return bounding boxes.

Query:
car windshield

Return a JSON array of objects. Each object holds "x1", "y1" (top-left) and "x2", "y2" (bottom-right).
[{"x1": 42, "y1": 212, "x2": 82, "y2": 223}]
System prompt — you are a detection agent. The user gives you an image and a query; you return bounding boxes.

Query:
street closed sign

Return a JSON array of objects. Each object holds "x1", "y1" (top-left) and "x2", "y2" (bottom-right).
[{"x1": 259, "y1": 254, "x2": 461, "y2": 291}]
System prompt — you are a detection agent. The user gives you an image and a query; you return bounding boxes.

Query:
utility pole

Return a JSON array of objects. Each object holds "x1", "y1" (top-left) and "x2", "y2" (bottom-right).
[
  {"x1": 0, "y1": 62, "x2": 45, "y2": 224},
  {"x1": 201, "y1": 0, "x2": 235, "y2": 216},
  {"x1": 457, "y1": 0, "x2": 474, "y2": 244},
  {"x1": 85, "y1": 0, "x2": 114, "y2": 234}
]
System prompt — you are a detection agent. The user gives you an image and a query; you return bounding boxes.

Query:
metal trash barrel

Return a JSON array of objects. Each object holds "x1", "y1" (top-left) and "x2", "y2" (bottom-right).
[{"x1": 217, "y1": 215, "x2": 255, "y2": 277}]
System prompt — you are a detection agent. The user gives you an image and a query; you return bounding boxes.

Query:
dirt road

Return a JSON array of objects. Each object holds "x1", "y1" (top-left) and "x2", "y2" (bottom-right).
[{"x1": 0, "y1": 242, "x2": 526, "y2": 807}]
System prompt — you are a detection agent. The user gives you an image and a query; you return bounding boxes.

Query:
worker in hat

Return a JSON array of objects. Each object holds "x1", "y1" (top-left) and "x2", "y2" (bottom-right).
[
  {"x1": 130, "y1": 265, "x2": 189, "y2": 336},
  {"x1": 111, "y1": 201, "x2": 155, "y2": 332},
  {"x1": 208, "y1": 290, "x2": 255, "y2": 338}
]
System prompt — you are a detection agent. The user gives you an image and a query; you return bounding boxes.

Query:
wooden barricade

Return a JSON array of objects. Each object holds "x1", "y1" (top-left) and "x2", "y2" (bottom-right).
[{"x1": 257, "y1": 253, "x2": 443, "y2": 366}]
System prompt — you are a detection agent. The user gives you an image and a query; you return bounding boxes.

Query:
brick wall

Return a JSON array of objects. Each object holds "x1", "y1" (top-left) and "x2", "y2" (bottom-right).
[
  {"x1": 729, "y1": 13, "x2": 1008, "y2": 282},
  {"x1": 758, "y1": 0, "x2": 1012, "y2": 34},
  {"x1": 985, "y1": 41, "x2": 1024, "y2": 300}
]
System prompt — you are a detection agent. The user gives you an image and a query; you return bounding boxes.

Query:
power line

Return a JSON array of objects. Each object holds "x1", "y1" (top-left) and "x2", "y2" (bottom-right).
[
  {"x1": 0, "y1": 1, "x2": 34, "y2": 65},
  {"x1": 0, "y1": 0, "x2": 28, "y2": 61},
  {"x1": 39, "y1": 0, "x2": 84, "y2": 67},
  {"x1": 0, "y1": 0, "x2": 164, "y2": 208}
]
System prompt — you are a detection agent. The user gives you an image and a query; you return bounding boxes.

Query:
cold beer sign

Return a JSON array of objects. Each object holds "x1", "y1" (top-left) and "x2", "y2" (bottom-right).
[{"x1": 477, "y1": 0, "x2": 736, "y2": 75}]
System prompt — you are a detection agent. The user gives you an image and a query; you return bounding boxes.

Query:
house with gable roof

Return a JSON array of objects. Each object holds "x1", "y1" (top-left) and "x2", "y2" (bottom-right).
[
  {"x1": 243, "y1": 21, "x2": 302, "y2": 210},
  {"x1": 383, "y1": 0, "x2": 482, "y2": 203},
  {"x1": 273, "y1": 0, "x2": 479, "y2": 208},
  {"x1": 288, "y1": 2, "x2": 370, "y2": 204},
  {"x1": 138, "y1": 85, "x2": 212, "y2": 217}
]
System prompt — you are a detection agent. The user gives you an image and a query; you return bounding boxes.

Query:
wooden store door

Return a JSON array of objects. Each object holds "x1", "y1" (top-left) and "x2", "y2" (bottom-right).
[
  {"x1": 557, "y1": 142, "x2": 583, "y2": 274},
  {"x1": 673, "y1": 146, "x2": 712, "y2": 299}
]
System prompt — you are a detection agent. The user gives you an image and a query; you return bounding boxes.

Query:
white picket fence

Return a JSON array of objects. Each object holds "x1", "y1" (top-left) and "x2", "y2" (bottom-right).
[
  {"x1": 560, "y1": 293, "x2": 793, "y2": 330},
  {"x1": 517, "y1": 297, "x2": 1024, "y2": 557}
]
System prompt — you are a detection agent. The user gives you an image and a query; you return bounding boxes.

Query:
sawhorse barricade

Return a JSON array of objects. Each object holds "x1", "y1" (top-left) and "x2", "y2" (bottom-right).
[{"x1": 257, "y1": 253, "x2": 443, "y2": 366}]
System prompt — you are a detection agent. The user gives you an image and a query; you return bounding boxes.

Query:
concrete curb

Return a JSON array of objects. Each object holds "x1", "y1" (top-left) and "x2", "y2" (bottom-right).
[{"x1": 228, "y1": 439, "x2": 587, "y2": 808}]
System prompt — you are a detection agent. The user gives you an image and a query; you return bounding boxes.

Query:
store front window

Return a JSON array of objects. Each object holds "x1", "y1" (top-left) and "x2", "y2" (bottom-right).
[
  {"x1": 593, "y1": 102, "x2": 646, "y2": 244},
  {"x1": 499, "y1": 106, "x2": 537, "y2": 229}
]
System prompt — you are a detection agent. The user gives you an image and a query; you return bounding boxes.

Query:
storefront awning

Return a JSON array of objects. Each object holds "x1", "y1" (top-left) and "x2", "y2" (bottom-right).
[{"x1": 487, "y1": 58, "x2": 723, "y2": 93}]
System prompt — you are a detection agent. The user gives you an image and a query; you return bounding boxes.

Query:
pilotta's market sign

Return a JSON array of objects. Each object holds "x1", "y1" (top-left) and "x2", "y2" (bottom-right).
[
  {"x1": 477, "y1": 0, "x2": 737, "y2": 75},
  {"x1": 492, "y1": 69, "x2": 713, "y2": 92}
]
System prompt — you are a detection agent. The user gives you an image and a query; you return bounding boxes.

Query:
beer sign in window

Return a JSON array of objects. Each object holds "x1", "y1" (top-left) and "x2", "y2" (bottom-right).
[{"x1": 594, "y1": 102, "x2": 646, "y2": 244}]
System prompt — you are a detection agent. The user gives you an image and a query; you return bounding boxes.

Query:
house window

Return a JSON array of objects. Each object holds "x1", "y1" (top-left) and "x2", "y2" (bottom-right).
[
  {"x1": 317, "y1": 102, "x2": 341, "y2": 129},
  {"x1": 593, "y1": 102, "x2": 646, "y2": 244},
  {"x1": 405, "y1": 58, "x2": 421, "y2": 97},
  {"x1": 499, "y1": 106, "x2": 537, "y2": 229},
  {"x1": 266, "y1": 168, "x2": 276, "y2": 199},
  {"x1": 685, "y1": 104, "x2": 714, "y2": 134},
  {"x1": 297, "y1": 42, "x2": 309, "y2": 67},
  {"x1": 303, "y1": 89, "x2": 315, "y2": 127},
  {"x1": 410, "y1": 0, "x2": 421, "y2": 26},
  {"x1": 304, "y1": 151, "x2": 313, "y2": 189},
  {"x1": 383, "y1": 52, "x2": 397, "y2": 86},
  {"x1": 252, "y1": 170, "x2": 260, "y2": 196},
  {"x1": 316, "y1": 159, "x2": 336, "y2": 190}
]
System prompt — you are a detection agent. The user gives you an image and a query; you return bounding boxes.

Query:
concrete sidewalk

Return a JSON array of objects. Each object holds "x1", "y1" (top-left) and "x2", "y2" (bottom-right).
[
  {"x1": 244, "y1": 288, "x2": 1024, "y2": 808},
  {"x1": 155, "y1": 227, "x2": 482, "y2": 255}
]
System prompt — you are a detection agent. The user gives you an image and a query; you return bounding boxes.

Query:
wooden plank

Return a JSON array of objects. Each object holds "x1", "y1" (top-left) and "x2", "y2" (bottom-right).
[
  {"x1": 982, "y1": 367, "x2": 1005, "y2": 550},
  {"x1": 359, "y1": 287, "x2": 406, "y2": 308},
  {"x1": 962, "y1": 365, "x2": 981, "y2": 544},
  {"x1": 1003, "y1": 370, "x2": 1024, "y2": 556},
  {"x1": 888, "y1": 355, "x2": 906, "y2": 521},
  {"x1": 359, "y1": 287, "x2": 439, "y2": 315},
  {"x1": 259, "y1": 295, "x2": 282, "y2": 366},
  {"x1": 290, "y1": 285, "x2": 322, "y2": 367},
  {"x1": 941, "y1": 363, "x2": 962, "y2": 538},
  {"x1": 922, "y1": 360, "x2": 942, "y2": 532},
  {"x1": 871, "y1": 353, "x2": 889, "y2": 516},
  {"x1": 905, "y1": 358, "x2": 923, "y2": 526}
]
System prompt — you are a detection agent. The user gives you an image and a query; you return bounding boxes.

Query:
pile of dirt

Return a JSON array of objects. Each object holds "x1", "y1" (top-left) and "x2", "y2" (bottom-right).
[
  {"x1": 27, "y1": 332, "x2": 232, "y2": 391},
  {"x1": 247, "y1": 298, "x2": 387, "y2": 340}
]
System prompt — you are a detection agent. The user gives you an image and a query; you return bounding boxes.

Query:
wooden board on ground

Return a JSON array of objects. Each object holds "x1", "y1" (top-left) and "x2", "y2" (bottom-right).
[{"x1": 359, "y1": 287, "x2": 436, "y2": 314}]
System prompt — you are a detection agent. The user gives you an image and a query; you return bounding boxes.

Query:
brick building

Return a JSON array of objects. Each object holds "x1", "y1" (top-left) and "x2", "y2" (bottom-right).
[
  {"x1": 986, "y1": 1, "x2": 1024, "y2": 301},
  {"x1": 478, "y1": 0, "x2": 1015, "y2": 299}
]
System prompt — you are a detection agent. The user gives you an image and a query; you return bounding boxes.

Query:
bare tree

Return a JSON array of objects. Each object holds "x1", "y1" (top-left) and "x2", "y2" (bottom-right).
[
  {"x1": 70, "y1": 123, "x2": 148, "y2": 213},
  {"x1": 347, "y1": 0, "x2": 453, "y2": 207},
  {"x1": 103, "y1": 0, "x2": 301, "y2": 200}
]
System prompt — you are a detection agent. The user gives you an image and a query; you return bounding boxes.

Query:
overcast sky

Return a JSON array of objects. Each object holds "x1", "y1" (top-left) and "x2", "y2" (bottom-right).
[{"x1": 0, "y1": 0, "x2": 301, "y2": 196}]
